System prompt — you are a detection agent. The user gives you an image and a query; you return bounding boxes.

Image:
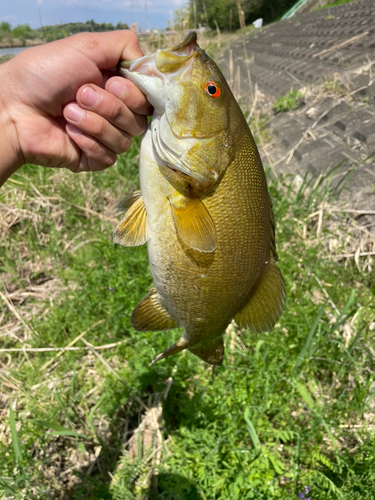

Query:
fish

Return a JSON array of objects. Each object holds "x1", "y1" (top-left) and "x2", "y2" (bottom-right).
[{"x1": 113, "y1": 31, "x2": 285, "y2": 366}]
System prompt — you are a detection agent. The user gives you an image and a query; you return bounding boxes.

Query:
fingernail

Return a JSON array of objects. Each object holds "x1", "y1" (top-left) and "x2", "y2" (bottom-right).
[
  {"x1": 66, "y1": 103, "x2": 85, "y2": 123},
  {"x1": 67, "y1": 123, "x2": 83, "y2": 135},
  {"x1": 81, "y1": 86, "x2": 99, "y2": 107},
  {"x1": 108, "y1": 81, "x2": 125, "y2": 99}
]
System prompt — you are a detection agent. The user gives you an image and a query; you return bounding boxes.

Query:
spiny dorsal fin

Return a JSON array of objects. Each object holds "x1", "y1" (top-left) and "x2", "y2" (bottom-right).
[
  {"x1": 234, "y1": 258, "x2": 285, "y2": 333},
  {"x1": 132, "y1": 288, "x2": 179, "y2": 332},
  {"x1": 113, "y1": 194, "x2": 148, "y2": 247},
  {"x1": 168, "y1": 194, "x2": 217, "y2": 253}
]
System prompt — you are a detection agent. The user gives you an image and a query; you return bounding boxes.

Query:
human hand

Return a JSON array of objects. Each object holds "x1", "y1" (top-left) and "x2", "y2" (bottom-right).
[{"x1": 0, "y1": 30, "x2": 151, "y2": 185}]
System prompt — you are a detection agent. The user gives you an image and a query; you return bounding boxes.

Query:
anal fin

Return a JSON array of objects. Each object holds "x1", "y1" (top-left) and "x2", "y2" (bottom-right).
[
  {"x1": 113, "y1": 192, "x2": 148, "y2": 247},
  {"x1": 149, "y1": 337, "x2": 188, "y2": 366},
  {"x1": 131, "y1": 288, "x2": 178, "y2": 332},
  {"x1": 149, "y1": 335, "x2": 224, "y2": 366},
  {"x1": 168, "y1": 194, "x2": 216, "y2": 253},
  {"x1": 234, "y1": 258, "x2": 285, "y2": 333}
]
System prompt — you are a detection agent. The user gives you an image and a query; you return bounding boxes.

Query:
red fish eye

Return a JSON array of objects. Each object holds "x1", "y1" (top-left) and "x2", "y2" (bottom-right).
[{"x1": 205, "y1": 81, "x2": 221, "y2": 98}]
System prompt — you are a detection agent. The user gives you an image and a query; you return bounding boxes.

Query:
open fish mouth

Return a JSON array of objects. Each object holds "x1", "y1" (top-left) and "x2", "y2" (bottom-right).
[
  {"x1": 118, "y1": 31, "x2": 198, "y2": 112},
  {"x1": 120, "y1": 31, "x2": 198, "y2": 72}
]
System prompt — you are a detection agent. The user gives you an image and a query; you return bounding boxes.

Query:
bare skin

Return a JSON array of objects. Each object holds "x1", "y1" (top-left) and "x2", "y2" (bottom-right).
[{"x1": 0, "y1": 30, "x2": 152, "y2": 187}]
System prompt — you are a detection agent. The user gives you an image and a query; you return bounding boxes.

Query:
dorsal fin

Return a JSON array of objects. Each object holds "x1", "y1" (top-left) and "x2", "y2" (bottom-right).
[
  {"x1": 234, "y1": 258, "x2": 285, "y2": 333},
  {"x1": 268, "y1": 194, "x2": 278, "y2": 261}
]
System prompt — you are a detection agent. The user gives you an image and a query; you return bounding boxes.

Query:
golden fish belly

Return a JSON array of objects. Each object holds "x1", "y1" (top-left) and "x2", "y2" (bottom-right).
[{"x1": 139, "y1": 124, "x2": 270, "y2": 346}]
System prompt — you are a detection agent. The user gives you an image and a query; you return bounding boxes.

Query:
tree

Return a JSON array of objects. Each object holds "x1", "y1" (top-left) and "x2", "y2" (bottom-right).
[
  {"x1": 188, "y1": 0, "x2": 297, "y2": 31},
  {"x1": 236, "y1": 0, "x2": 246, "y2": 29},
  {"x1": 0, "y1": 22, "x2": 11, "y2": 33}
]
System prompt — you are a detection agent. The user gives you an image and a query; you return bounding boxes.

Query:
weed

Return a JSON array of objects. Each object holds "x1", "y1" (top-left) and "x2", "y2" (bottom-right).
[
  {"x1": 1, "y1": 152, "x2": 374, "y2": 499},
  {"x1": 273, "y1": 89, "x2": 304, "y2": 113},
  {"x1": 316, "y1": 0, "x2": 357, "y2": 10}
]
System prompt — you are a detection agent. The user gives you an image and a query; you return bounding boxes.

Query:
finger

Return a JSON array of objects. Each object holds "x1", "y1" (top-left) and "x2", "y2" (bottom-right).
[
  {"x1": 105, "y1": 77, "x2": 152, "y2": 116},
  {"x1": 76, "y1": 84, "x2": 148, "y2": 136},
  {"x1": 71, "y1": 30, "x2": 144, "y2": 71},
  {"x1": 64, "y1": 101, "x2": 134, "y2": 154},
  {"x1": 66, "y1": 123, "x2": 117, "y2": 171}
]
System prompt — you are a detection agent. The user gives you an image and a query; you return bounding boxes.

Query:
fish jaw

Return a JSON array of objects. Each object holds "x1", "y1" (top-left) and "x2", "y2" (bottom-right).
[{"x1": 119, "y1": 33, "x2": 197, "y2": 115}]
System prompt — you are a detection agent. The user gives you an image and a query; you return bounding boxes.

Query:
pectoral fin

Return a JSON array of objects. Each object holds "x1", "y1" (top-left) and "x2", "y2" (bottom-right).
[
  {"x1": 234, "y1": 258, "x2": 285, "y2": 333},
  {"x1": 113, "y1": 193, "x2": 148, "y2": 247},
  {"x1": 117, "y1": 190, "x2": 142, "y2": 212},
  {"x1": 131, "y1": 288, "x2": 178, "y2": 332},
  {"x1": 169, "y1": 194, "x2": 217, "y2": 253}
]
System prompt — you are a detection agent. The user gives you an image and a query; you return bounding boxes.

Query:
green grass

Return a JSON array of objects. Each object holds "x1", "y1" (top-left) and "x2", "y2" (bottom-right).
[
  {"x1": 273, "y1": 89, "x2": 304, "y2": 113},
  {"x1": 316, "y1": 0, "x2": 357, "y2": 10},
  {"x1": 1, "y1": 139, "x2": 375, "y2": 499}
]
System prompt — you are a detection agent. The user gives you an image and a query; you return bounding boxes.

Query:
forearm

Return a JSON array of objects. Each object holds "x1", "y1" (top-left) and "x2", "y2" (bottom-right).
[{"x1": 0, "y1": 62, "x2": 24, "y2": 187}]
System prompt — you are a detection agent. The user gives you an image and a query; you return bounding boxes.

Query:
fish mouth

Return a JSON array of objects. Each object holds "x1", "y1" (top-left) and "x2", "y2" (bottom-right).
[
  {"x1": 120, "y1": 31, "x2": 198, "y2": 72},
  {"x1": 118, "y1": 32, "x2": 199, "y2": 113}
]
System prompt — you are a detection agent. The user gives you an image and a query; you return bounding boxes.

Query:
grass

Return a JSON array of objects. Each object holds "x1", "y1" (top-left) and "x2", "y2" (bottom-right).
[
  {"x1": 316, "y1": 0, "x2": 358, "y2": 10},
  {"x1": 1, "y1": 36, "x2": 375, "y2": 500},
  {"x1": 273, "y1": 89, "x2": 304, "y2": 113},
  {"x1": 1, "y1": 141, "x2": 375, "y2": 499}
]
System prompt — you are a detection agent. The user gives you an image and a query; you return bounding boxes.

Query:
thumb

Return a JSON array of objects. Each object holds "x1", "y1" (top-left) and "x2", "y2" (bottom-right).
[{"x1": 71, "y1": 30, "x2": 144, "y2": 71}]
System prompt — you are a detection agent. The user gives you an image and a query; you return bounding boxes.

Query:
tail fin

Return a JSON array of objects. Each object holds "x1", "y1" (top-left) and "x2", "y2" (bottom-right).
[{"x1": 188, "y1": 336, "x2": 224, "y2": 366}]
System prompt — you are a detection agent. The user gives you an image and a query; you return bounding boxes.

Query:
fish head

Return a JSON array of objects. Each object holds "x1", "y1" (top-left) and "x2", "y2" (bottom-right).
[{"x1": 119, "y1": 31, "x2": 235, "y2": 191}]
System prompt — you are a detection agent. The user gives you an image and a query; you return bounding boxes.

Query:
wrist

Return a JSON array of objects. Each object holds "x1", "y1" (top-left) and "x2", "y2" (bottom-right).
[{"x1": 0, "y1": 61, "x2": 24, "y2": 187}]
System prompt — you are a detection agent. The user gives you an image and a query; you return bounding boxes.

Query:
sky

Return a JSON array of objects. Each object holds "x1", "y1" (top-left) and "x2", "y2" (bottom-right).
[{"x1": 0, "y1": 0, "x2": 188, "y2": 31}]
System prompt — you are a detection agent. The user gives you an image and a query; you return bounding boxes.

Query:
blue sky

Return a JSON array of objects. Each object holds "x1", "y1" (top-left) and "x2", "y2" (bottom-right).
[{"x1": 1, "y1": 0, "x2": 188, "y2": 31}]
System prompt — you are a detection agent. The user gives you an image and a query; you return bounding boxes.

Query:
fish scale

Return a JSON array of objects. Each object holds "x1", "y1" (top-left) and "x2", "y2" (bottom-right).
[{"x1": 114, "y1": 31, "x2": 285, "y2": 365}]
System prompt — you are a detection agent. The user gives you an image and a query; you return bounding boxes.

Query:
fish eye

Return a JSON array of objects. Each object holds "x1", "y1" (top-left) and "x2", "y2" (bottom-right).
[{"x1": 205, "y1": 81, "x2": 221, "y2": 98}]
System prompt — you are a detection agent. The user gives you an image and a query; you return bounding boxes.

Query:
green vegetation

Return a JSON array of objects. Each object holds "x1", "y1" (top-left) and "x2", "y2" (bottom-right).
[
  {"x1": 317, "y1": 0, "x2": 357, "y2": 10},
  {"x1": 186, "y1": 0, "x2": 297, "y2": 31},
  {"x1": 273, "y1": 89, "x2": 304, "y2": 113},
  {"x1": 0, "y1": 55, "x2": 13, "y2": 64},
  {"x1": 0, "y1": 20, "x2": 129, "y2": 46},
  {"x1": 1, "y1": 133, "x2": 374, "y2": 498}
]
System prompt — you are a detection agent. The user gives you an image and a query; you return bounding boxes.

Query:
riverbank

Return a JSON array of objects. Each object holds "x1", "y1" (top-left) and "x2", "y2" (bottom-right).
[{"x1": 0, "y1": 38, "x2": 44, "y2": 49}]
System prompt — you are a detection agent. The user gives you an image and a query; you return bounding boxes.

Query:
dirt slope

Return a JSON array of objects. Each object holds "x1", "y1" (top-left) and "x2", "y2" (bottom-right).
[{"x1": 219, "y1": 0, "x2": 375, "y2": 215}]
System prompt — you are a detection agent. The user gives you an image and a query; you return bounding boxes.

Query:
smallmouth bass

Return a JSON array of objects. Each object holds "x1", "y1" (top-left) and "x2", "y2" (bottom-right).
[{"x1": 114, "y1": 31, "x2": 285, "y2": 366}]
